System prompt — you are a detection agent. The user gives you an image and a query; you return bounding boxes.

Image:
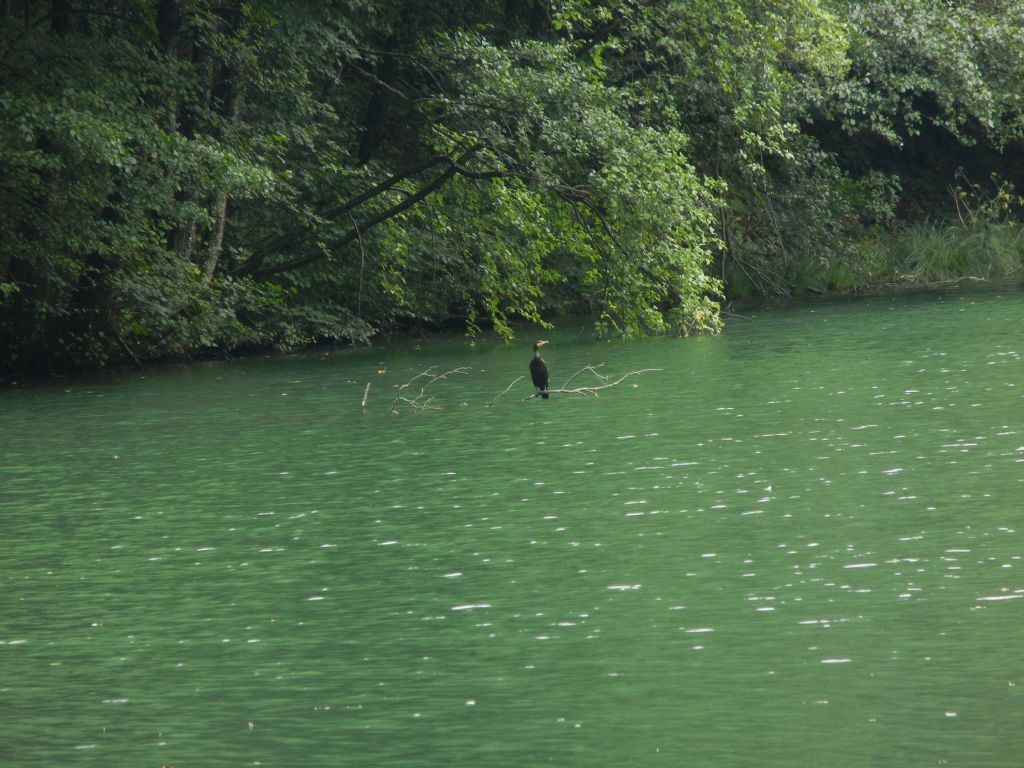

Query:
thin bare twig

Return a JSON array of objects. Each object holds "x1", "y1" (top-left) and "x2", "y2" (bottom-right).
[
  {"x1": 485, "y1": 375, "x2": 524, "y2": 407},
  {"x1": 388, "y1": 362, "x2": 659, "y2": 412},
  {"x1": 347, "y1": 60, "x2": 411, "y2": 101},
  {"x1": 559, "y1": 363, "x2": 606, "y2": 390},
  {"x1": 552, "y1": 367, "x2": 662, "y2": 397},
  {"x1": 389, "y1": 366, "x2": 471, "y2": 413},
  {"x1": 516, "y1": 364, "x2": 662, "y2": 400}
]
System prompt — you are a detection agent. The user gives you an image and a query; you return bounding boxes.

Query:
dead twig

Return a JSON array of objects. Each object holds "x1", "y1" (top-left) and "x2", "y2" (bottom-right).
[
  {"x1": 558, "y1": 363, "x2": 606, "y2": 390},
  {"x1": 389, "y1": 366, "x2": 471, "y2": 413},
  {"x1": 514, "y1": 364, "x2": 662, "y2": 400},
  {"x1": 388, "y1": 362, "x2": 659, "y2": 412},
  {"x1": 485, "y1": 375, "x2": 524, "y2": 407}
]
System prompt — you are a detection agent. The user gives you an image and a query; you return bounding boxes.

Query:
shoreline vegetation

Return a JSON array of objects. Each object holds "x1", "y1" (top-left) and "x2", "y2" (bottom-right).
[
  {"x1": 2, "y1": 1, "x2": 1023, "y2": 379},
  {"x1": 5, "y1": 270, "x2": 1019, "y2": 388}
]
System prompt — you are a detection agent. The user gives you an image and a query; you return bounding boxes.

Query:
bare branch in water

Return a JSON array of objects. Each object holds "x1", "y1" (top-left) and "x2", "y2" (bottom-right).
[
  {"x1": 550, "y1": 366, "x2": 662, "y2": 397},
  {"x1": 485, "y1": 375, "x2": 525, "y2": 407},
  {"x1": 387, "y1": 363, "x2": 659, "y2": 412},
  {"x1": 389, "y1": 366, "x2": 471, "y2": 413},
  {"x1": 514, "y1": 364, "x2": 662, "y2": 400},
  {"x1": 558, "y1": 363, "x2": 606, "y2": 390}
]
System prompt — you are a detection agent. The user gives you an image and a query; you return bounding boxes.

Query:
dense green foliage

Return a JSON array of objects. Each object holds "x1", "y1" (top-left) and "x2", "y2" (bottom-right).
[{"x1": 2, "y1": 1, "x2": 1023, "y2": 375}]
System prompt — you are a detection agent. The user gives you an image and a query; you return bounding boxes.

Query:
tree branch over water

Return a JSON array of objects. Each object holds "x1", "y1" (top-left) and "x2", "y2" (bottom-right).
[
  {"x1": 231, "y1": 155, "x2": 449, "y2": 277},
  {"x1": 234, "y1": 147, "x2": 485, "y2": 279}
]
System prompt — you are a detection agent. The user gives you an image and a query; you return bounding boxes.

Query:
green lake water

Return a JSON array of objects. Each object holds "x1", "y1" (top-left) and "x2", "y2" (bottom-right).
[{"x1": 2, "y1": 287, "x2": 1023, "y2": 767}]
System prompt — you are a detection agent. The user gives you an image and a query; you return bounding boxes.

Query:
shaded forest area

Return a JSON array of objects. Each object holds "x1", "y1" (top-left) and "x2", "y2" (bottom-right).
[{"x1": 2, "y1": 0, "x2": 1023, "y2": 376}]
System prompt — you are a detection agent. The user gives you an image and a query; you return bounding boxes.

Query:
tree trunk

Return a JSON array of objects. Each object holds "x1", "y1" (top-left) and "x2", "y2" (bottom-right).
[
  {"x1": 171, "y1": 41, "x2": 213, "y2": 264},
  {"x1": 204, "y1": 192, "x2": 228, "y2": 281},
  {"x1": 205, "y1": 68, "x2": 243, "y2": 281},
  {"x1": 201, "y1": 6, "x2": 244, "y2": 282},
  {"x1": 504, "y1": 0, "x2": 548, "y2": 38},
  {"x1": 356, "y1": 35, "x2": 399, "y2": 164},
  {"x1": 156, "y1": 0, "x2": 182, "y2": 56},
  {"x1": 0, "y1": 0, "x2": 12, "y2": 58},
  {"x1": 50, "y1": 0, "x2": 70, "y2": 35}
]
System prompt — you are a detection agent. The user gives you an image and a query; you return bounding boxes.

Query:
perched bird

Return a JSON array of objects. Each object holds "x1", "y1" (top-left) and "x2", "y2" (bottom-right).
[{"x1": 530, "y1": 340, "x2": 550, "y2": 399}]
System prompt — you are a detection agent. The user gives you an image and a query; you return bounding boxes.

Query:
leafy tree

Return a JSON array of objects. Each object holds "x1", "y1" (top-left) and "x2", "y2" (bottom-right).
[
  {"x1": 812, "y1": 0, "x2": 1024, "y2": 217},
  {"x1": 2, "y1": 0, "x2": 1023, "y2": 376},
  {"x1": 0, "y1": 1, "x2": 276, "y2": 371}
]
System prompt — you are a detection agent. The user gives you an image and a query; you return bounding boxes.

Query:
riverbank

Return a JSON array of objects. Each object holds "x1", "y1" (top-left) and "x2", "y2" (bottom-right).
[{"x1": 6, "y1": 269, "x2": 1023, "y2": 389}]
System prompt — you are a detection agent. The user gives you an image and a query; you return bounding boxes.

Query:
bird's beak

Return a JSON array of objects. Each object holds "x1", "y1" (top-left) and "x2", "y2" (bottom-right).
[{"x1": 537, "y1": 340, "x2": 549, "y2": 347}]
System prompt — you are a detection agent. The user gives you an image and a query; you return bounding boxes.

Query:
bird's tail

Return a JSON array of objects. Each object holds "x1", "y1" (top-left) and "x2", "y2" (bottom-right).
[{"x1": 541, "y1": 389, "x2": 549, "y2": 400}]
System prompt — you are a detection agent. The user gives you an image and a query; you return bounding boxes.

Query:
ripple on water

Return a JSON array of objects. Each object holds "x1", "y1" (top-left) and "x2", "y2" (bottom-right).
[
  {"x1": 975, "y1": 593, "x2": 1022, "y2": 602},
  {"x1": 7, "y1": 289, "x2": 1024, "y2": 768}
]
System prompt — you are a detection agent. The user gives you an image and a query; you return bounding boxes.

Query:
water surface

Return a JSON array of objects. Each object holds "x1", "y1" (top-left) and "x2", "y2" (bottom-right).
[{"x1": 3, "y1": 288, "x2": 1023, "y2": 766}]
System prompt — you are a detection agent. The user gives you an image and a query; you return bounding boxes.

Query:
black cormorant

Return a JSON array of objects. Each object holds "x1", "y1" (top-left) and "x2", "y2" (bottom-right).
[{"x1": 530, "y1": 340, "x2": 550, "y2": 399}]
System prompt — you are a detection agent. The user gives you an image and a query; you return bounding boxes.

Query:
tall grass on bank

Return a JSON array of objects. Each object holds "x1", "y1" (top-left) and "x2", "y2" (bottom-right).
[{"x1": 858, "y1": 223, "x2": 1024, "y2": 286}]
